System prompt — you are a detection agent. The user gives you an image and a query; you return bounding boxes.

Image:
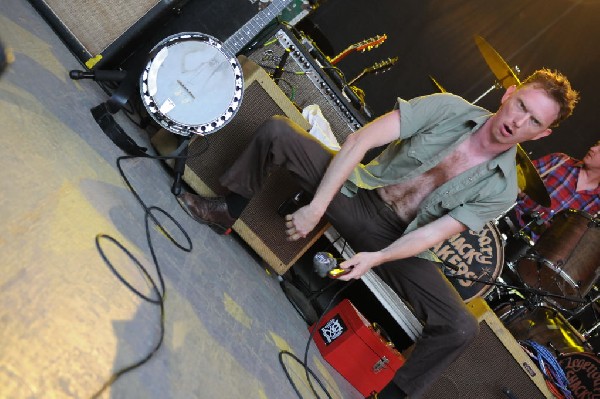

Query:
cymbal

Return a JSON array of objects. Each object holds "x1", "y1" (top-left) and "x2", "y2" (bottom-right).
[
  {"x1": 516, "y1": 144, "x2": 551, "y2": 207},
  {"x1": 429, "y1": 75, "x2": 447, "y2": 93},
  {"x1": 474, "y1": 35, "x2": 520, "y2": 89}
]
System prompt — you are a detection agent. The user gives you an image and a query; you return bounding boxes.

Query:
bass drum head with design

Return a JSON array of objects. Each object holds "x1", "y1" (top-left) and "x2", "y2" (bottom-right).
[
  {"x1": 140, "y1": 32, "x2": 243, "y2": 136},
  {"x1": 558, "y1": 352, "x2": 600, "y2": 399},
  {"x1": 431, "y1": 222, "x2": 504, "y2": 302}
]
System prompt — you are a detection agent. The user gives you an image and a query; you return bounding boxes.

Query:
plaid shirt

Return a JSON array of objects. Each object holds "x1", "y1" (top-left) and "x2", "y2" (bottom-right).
[{"x1": 514, "y1": 152, "x2": 600, "y2": 241}]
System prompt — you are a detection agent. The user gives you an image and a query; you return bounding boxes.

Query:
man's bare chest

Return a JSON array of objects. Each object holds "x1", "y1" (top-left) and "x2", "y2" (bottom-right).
[{"x1": 377, "y1": 147, "x2": 479, "y2": 221}]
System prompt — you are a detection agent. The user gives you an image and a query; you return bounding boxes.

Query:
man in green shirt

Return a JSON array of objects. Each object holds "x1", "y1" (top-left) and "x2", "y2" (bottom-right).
[{"x1": 178, "y1": 68, "x2": 578, "y2": 398}]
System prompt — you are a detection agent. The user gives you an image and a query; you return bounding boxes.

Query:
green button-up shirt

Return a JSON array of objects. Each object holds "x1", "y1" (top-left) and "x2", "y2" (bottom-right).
[{"x1": 341, "y1": 93, "x2": 519, "y2": 260}]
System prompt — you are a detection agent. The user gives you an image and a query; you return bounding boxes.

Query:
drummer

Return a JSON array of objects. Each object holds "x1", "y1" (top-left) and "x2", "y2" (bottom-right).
[{"x1": 513, "y1": 140, "x2": 600, "y2": 241}]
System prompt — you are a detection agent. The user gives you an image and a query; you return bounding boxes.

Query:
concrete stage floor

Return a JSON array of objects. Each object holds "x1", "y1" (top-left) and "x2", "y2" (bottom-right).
[{"x1": 0, "y1": 1, "x2": 364, "y2": 398}]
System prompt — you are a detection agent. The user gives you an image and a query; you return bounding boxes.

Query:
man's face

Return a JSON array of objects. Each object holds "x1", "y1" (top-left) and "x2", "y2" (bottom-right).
[
  {"x1": 491, "y1": 84, "x2": 560, "y2": 145},
  {"x1": 583, "y1": 141, "x2": 600, "y2": 170}
]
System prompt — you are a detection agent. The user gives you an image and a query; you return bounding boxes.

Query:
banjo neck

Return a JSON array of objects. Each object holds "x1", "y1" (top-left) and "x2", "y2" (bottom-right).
[{"x1": 222, "y1": 0, "x2": 293, "y2": 57}]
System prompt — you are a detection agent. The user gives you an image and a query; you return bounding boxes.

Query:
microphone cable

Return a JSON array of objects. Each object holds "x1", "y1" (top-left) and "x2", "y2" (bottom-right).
[
  {"x1": 90, "y1": 137, "x2": 209, "y2": 398},
  {"x1": 278, "y1": 249, "x2": 403, "y2": 398},
  {"x1": 278, "y1": 279, "x2": 354, "y2": 399}
]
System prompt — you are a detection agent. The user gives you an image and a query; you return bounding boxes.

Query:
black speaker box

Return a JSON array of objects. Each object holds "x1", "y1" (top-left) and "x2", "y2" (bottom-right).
[
  {"x1": 422, "y1": 297, "x2": 553, "y2": 399},
  {"x1": 151, "y1": 57, "x2": 330, "y2": 274},
  {"x1": 28, "y1": 0, "x2": 176, "y2": 67},
  {"x1": 28, "y1": 0, "x2": 264, "y2": 69}
]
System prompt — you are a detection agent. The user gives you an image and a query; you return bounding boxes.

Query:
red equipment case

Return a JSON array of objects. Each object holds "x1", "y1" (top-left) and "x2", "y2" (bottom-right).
[{"x1": 310, "y1": 299, "x2": 406, "y2": 396}]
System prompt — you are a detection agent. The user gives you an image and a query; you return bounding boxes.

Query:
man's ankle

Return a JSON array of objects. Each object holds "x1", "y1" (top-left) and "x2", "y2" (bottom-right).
[{"x1": 224, "y1": 192, "x2": 249, "y2": 218}]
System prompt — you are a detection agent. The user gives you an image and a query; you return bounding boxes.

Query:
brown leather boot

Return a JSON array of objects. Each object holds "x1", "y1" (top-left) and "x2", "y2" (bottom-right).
[{"x1": 177, "y1": 192, "x2": 236, "y2": 234}]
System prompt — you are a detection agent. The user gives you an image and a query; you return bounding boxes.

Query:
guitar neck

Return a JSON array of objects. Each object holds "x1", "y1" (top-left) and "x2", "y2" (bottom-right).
[
  {"x1": 329, "y1": 49, "x2": 352, "y2": 65},
  {"x1": 223, "y1": 0, "x2": 292, "y2": 57}
]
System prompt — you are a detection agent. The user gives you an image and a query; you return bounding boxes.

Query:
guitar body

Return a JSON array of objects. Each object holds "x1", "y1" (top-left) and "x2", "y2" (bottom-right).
[{"x1": 140, "y1": 33, "x2": 243, "y2": 136}]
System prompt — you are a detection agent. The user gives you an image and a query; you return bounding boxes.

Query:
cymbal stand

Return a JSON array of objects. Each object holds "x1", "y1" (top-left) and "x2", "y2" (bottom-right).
[
  {"x1": 472, "y1": 67, "x2": 521, "y2": 105},
  {"x1": 170, "y1": 135, "x2": 192, "y2": 196},
  {"x1": 472, "y1": 82, "x2": 500, "y2": 105},
  {"x1": 566, "y1": 287, "x2": 600, "y2": 340}
]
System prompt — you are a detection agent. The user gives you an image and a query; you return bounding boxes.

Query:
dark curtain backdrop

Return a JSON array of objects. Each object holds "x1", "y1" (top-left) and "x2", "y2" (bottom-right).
[{"x1": 300, "y1": 0, "x2": 600, "y2": 160}]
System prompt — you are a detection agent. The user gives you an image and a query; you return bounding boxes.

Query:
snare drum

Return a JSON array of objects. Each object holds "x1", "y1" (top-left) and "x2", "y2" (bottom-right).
[
  {"x1": 431, "y1": 222, "x2": 504, "y2": 302},
  {"x1": 516, "y1": 209, "x2": 600, "y2": 311},
  {"x1": 140, "y1": 32, "x2": 244, "y2": 136}
]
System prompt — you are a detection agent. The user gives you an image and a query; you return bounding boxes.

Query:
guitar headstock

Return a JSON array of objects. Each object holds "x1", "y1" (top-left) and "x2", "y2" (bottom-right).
[
  {"x1": 330, "y1": 34, "x2": 389, "y2": 64},
  {"x1": 364, "y1": 56, "x2": 399, "y2": 74},
  {"x1": 354, "y1": 34, "x2": 388, "y2": 53}
]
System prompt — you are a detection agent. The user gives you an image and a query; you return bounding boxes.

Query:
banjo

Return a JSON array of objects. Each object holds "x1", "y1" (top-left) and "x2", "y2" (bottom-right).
[{"x1": 140, "y1": 0, "x2": 292, "y2": 136}]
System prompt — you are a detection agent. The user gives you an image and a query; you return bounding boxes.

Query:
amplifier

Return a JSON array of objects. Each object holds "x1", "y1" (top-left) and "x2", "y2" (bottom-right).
[
  {"x1": 151, "y1": 57, "x2": 330, "y2": 275},
  {"x1": 422, "y1": 297, "x2": 553, "y2": 399},
  {"x1": 28, "y1": 0, "x2": 174, "y2": 67},
  {"x1": 247, "y1": 26, "x2": 370, "y2": 143},
  {"x1": 311, "y1": 299, "x2": 406, "y2": 397}
]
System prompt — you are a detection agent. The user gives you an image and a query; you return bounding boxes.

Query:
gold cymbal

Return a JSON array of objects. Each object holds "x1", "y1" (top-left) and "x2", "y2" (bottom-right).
[
  {"x1": 429, "y1": 75, "x2": 447, "y2": 93},
  {"x1": 475, "y1": 35, "x2": 520, "y2": 89},
  {"x1": 516, "y1": 144, "x2": 550, "y2": 207}
]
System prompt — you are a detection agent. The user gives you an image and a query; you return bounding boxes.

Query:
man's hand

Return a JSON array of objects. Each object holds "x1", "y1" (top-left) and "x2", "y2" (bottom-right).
[
  {"x1": 284, "y1": 204, "x2": 323, "y2": 241},
  {"x1": 336, "y1": 251, "x2": 386, "y2": 281}
]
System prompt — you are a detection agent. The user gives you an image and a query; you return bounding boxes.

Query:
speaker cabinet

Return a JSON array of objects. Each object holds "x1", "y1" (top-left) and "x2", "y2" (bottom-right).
[
  {"x1": 28, "y1": 0, "x2": 267, "y2": 69},
  {"x1": 152, "y1": 57, "x2": 330, "y2": 275},
  {"x1": 422, "y1": 298, "x2": 553, "y2": 399},
  {"x1": 28, "y1": 0, "x2": 170, "y2": 66}
]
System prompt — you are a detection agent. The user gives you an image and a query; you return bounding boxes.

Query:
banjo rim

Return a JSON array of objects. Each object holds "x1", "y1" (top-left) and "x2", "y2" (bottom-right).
[{"x1": 140, "y1": 32, "x2": 244, "y2": 136}]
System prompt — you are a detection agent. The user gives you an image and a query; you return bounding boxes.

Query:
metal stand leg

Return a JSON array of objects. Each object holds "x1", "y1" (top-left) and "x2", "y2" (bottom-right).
[{"x1": 171, "y1": 136, "x2": 191, "y2": 196}]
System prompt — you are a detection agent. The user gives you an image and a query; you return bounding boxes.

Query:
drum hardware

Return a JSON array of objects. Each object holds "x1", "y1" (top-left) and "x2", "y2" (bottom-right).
[
  {"x1": 582, "y1": 320, "x2": 600, "y2": 340},
  {"x1": 566, "y1": 287, "x2": 600, "y2": 341},
  {"x1": 497, "y1": 210, "x2": 541, "y2": 269},
  {"x1": 440, "y1": 260, "x2": 587, "y2": 307},
  {"x1": 568, "y1": 287, "x2": 600, "y2": 318}
]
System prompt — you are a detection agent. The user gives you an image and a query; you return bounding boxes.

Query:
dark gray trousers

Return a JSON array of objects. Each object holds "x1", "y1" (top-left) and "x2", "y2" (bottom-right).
[{"x1": 220, "y1": 116, "x2": 479, "y2": 398}]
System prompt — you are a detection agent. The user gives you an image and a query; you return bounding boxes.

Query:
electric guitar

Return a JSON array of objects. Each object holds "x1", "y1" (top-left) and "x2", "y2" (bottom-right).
[
  {"x1": 329, "y1": 34, "x2": 388, "y2": 65},
  {"x1": 347, "y1": 57, "x2": 399, "y2": 86}
]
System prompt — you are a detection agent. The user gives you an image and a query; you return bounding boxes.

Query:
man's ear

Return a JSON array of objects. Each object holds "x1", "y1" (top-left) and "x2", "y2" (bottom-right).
[
  {"x1": 531, "y1": 128, "x2": 552, "y2": 141},
  {"x1": 501, "y1": 85, "x2": 517, "y2": 103}
]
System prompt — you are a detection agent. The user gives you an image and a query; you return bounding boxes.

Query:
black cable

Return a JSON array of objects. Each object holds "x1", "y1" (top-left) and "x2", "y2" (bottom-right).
[
  {"x1": 279, "y1": 274, "x2": 361, "y2": 399},
  {"x1": 279, "y1": 350, "x2": 331, "y2": 399},
  {"x1": 90, "y1": 138, "x2": 209, "y2": 398}
]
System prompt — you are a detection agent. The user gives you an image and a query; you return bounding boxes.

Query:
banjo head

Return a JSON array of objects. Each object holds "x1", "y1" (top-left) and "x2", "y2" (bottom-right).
[{"x1": 140, "y1": 32, "x2": 243, "y2": 136}]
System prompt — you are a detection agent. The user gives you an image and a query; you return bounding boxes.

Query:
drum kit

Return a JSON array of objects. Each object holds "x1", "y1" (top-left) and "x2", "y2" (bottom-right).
[{"x1": 434, "y1": 35, "x2": 600, "y2": 397}]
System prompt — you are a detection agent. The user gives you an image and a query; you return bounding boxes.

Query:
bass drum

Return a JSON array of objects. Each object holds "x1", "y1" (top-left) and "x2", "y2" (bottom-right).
[
  {"x1": 516, "y1": 209, "x2": 600, "y2": 311},
  {"x1": 140, "y1": 32, "x2": 244, "y2": 136},
  {"x1": 431, "y1": 222, "x2": 504, "y2": 302},
  {"x1": 558, "y1": 352, "x2": 600, "y2": 399}
]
